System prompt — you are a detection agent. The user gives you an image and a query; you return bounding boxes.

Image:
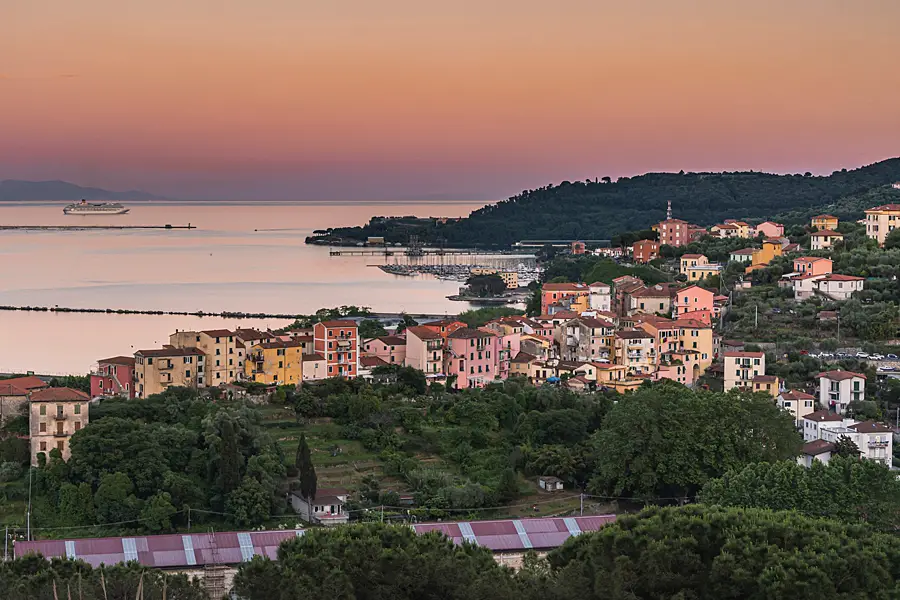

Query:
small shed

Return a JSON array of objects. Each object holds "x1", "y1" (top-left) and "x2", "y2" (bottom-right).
[{"x1": 538, "y1": 476, "x2": 564, "y2": 492}]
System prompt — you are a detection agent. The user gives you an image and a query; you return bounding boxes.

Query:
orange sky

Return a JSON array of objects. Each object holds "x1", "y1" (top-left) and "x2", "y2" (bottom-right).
[{"x1": 2, "y1": 0, "x2": 899, "y2": 199}]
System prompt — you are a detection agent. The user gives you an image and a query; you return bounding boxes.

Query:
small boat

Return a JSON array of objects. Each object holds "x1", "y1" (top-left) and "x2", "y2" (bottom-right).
[{"x1": 63, "y1": 199, "x2": 129, "y2": 215}]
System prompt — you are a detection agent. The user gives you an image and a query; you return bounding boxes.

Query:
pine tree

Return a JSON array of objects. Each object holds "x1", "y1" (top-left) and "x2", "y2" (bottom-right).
[
  {"x1": 218, "y1": 419, "x2": 243, "y2": 495},
  {"x1": 833, "y1": 435, "x2": 861, "y2": 458},
  {"x1": 296, "y1": 434, "x2": 318, "y2": 522}
]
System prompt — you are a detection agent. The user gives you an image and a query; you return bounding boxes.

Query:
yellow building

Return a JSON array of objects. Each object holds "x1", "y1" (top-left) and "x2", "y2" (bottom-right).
[
  {"x1": 673, "y1": 318, "x2": 714, "y2": 373},
  {"x1": 469, "y1": 267, "x2": 518, "y2": 289},
  {"x1": 245, "y1": 339, "x2": 304, "y2": 386},
  {"x1": 864, "y1": 204, "x2": 900, "y2": 246},
  {"x1": 752, "y1": 375, "x2": 780, "y2": 398},
  {"x1": 685, "y1": 264, "x2": 722, "y2": 282},
  {"x1": 745, "y1": 240, "x2": 783, "y2": 273},
  {"x1": 679, "y1": 254, "x2": 708, "y2": 273},
  {"x1": 811, "y1": 214, "x2": 839, "y2": 230},
  {"x1": 134, "y1": 347, "x2": 206, "y2": 398},
  {"x1": 170, "y1": 329, "x2": 243, "y2": 385}
]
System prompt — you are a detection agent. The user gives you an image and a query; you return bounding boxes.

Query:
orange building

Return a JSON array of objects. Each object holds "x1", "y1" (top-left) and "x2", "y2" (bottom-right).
[
  {"x1": 811, "y1": 214, "x2": 839, "y2": 230},
  {"x1": 571, "y1": 241, "x2": 586, "y2": 255},
  {"x1": 540, "y1": 282, "x2": 590, "y2": 314},
  {"x1": 631, "y1": 240, "x2": 659, "y2": 263},
  {"x1": 793, "y1": 256, "x2": 833, "y2": 277},
  {"x1": 420, "y1": 319, "x2": 466, "y2": 339},
  {"x1": 313, "y1": 320, "x2": 359, "y2": 378}
]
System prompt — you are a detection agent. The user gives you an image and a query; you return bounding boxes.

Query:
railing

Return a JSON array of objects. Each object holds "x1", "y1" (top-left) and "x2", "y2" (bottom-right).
[
  {"x1": 158, "y1": 362, "x2": 174, "y2": 371},
  {"x1": 54, "y1": 413, "x2": 67, "y2": 421},
  {"x1": 868, "y1": 441, "x2": 890, "y2": 448}
]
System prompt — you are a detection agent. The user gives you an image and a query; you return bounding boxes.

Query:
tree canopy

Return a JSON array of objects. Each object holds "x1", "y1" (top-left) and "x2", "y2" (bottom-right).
[
  {"x1": 546, "y1": 504, "x2": 900, "y2": 599},
  {"x1": 700, "y1": 457, "x2": 900, "y2": 531}
]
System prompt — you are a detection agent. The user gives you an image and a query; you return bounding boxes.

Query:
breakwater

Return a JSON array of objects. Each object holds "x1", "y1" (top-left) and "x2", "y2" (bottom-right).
[{"x1": 0, "y1": 224, "x2": 196, "y2": 231}]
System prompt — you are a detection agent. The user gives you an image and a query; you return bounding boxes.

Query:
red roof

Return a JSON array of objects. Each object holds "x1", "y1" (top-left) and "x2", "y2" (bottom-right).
[
  {"x1": 849, "y1": 420, "x2": 893, "y2": 433},
  {"x1": 318, "y1": 320, "x2": 358, "y2": 328},
  {"x1": 136, "y1": 347, "x2": 205, "y2": 358},
  {"x1": 752, "y1": 375, "x2": 778, "y2": 383},
  {"x1": 802, "y1": 440, "x2": 835, "y2": 456},
  {"x1": 448, "y1": 328, "x2": 494, "y2": 340},
  {"x1": 812, "y1": 214, "x2": 837, "y2": 220},
  {"x1": 724, "y1": 351, "x2": 764, "y2": 358},
  {"x1": 794, "y1": 256, "x2": 830, "y2": 263},
  {"x1": 817, "y1": 274, "x2": 864, "y2": 282},
  {"x1": 812, "y1": 229, "x2": 843, "y2": 237},
  {"x1": 804, "y1": 410, "x2": 843, "y2": 423},
  {"x1": 29, "y1": 387, "x2": 89, "y2": 402},
  {"x1": 405, "y1": 326, "x2": 442, "y2": 340},
  {"x1": 97, "y1": 356, "x2": 135, "y2": 367},
  {"x1": 200, "y1": 329, "x2": 234, "y2": 337},
  {"x1": 779, "y1": 390, "x2": 814, "y2": 401},
  {"x1": 0, "y1": 376, "x2": 47, "y2": 396},
  {"x1": 305, "y1": 353, "x2": 326, "y2": 362},
  {"x1": 541, "y1": 283, "x2": 589, "y2": 292},
  {"x1": 866, "y1": 204, "x2": 900, "y2": 212},
  {"x1": 731, "y1": 248, "x2": 756, "y2": 255},
  {"x1": 817, "y1": 370, "x2": 866, "y2": 381},
  {"x1": 681, "y1": 254, "x2": 705, "y2": 259},
  {"x1": 360, "y1": 356, "x2": 388, "y2": 368}
]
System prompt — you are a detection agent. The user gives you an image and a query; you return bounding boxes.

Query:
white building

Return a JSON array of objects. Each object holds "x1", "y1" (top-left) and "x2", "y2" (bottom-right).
[
  {"x1": 776, "y1": 389, "x2": 816, "y2": 427},
  {"x1": 813, "y1": 274, "x2": 864, "y2": 301},
  {"x1": 810, "y1": 230, "x2": 843, "y2": 251},
  {"x1": 801, "y1": 410, "x2": 845, "y2": 442},
  {"x1": 817, "y1": 370, "x2": 865, "y2": 414},
  {"x1": 290, "y1": 487, "x2": 349, "y2": 525},
  {"x1": 800, "y1": 410, "x2": 892, "y2": 468},
  {"x1": 797, "y1": 439, "x2": 834, "y2": 467},
  {"x1": 589, "y1": 282, "x2": 612, "y2": 313}
]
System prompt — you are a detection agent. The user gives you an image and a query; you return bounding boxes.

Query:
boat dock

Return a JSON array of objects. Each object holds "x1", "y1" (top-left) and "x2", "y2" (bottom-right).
[
  {"x1": 329, "y1": 248, "x2": 533, "y2": 257},
  {"x1": 0, "y1": 224, "x2": 196, "y2": 231}
]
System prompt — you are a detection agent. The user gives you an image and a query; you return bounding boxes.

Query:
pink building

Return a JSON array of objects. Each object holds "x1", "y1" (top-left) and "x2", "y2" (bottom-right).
[
  {"x1": 793, "y1": 257, "x2": 833, "y2": 277},
  {"x1": 404, "y1": 326, "x2": 444, "y2": 376},
  {"x1": 674, "y1": 285, "x2": 714, "y2": 324},
  {"x1": 362, "y1": 335, "x2": 407, "y2": 365},
  {"x1": 756, "y1": 221, "x2": 784, "y2": 238},
  {"x1": 444, "y1": 328, "x2": 500, "y2": 389},
  {"x1": 90, "y1": 356, "x2": 136, "y2": 399},
  {"x1": 658, "y1": 219, "x2": 690, "y2": 247}
]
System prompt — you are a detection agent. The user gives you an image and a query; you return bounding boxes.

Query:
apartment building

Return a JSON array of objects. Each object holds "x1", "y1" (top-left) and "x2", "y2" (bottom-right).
[
  {"x1": 419, "y1": 319, "x2": 467, "y2": 339},
  {"x1": 589, "y1": 282, "x2": 612, "y2": 312},
  {"x1": 801, "y1": 411, "x2": 892, "y2": 468},
  {"x1": 445, "y1": 328, "x2": 500, "y2": 389},
  {"x1": 244, "y1": 339, "x2": 304, "y2": 386},
  {"x1": 679, "y1": 254, "x2": 708, "y2": 273},
  {"x1": 685, "y1": 263, "x2": 722, "y2": 282},
  {"x1": 302, "y1": 354, "x2": 328, "y2": 381},
  {"x1": 29, "y1": 387, "x2": 90, "y2": 465},
  {"x1": 811, "y1": 214, "x2": 839, "y2": 230},
  {"x1": 540, "y1": 283, "x2": 591, "y2": 314},
  {"x1": 134, "y1": 347, "x2": 206, "y2": 398},
  {"x1": 817, "y1": 370, "x2": 865, "y2": 414},
  {"x1": 614, "y1": 329, "x2": 655, "y2": 374},
  {"x1": 777, "y1": 389, "x2": 816, "y2": 427},
  {"x1": 1, "y1": 376, "x2": 48, "y2": 426},
  {"x1": 810, "y1": 230, "x2": 844, "y2": 250},
  {"x1": 362, "y1": 335, "x2": 407, "y2": 365},
  {"x1": 793, "y1": 256, "x2": 832, "y2": 276},
  {"x1": 555, "y1": 317, "x2": 615, "y2": 362},
  {"x1": 658, "y1": 218, "x2": 690, "y2": 247},
  {"x1": 729, "y1": 248, "x2": 755, "y2": 264},
  {"x1": 629, "y1": 284, "x2": 675, "y2": 316},
  {"x1": 90, "y1": 356, "x2": 135, "y2": 399},
  {"x1": 814, "y1": 274, "x2": 865, "y2": 301},
  {"x1": 313, "y1": 321, "x2": 359, "y2": 379},
  {"x1": 169, "y1": 329, "x2": 242, "y2": 385},
  {"x1": 751, "y1": 374, "x2": 780, "y2": 398},
  {"x1": 405, "y1": 326, "x2": 444, "y2": 376},
  {"x1": 674, "y1": 285, "x2": 714, "y2": 324},
  {"x1": 756, "y1": 221, "x2": 784, "y2": 238},
  {"x1": 723, "y1": 351, "x2": 765, "y2": 391},
  {"x1": 864, "y1": 204, "x2": 900, "y2": 246},
  {"x1": 631, "y1": 240, "x2": 659, "y2": 263}
]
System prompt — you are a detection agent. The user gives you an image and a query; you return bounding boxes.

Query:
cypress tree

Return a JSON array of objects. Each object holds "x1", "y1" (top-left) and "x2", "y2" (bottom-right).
[
  {"x1": 296, "y1": 434, "x2": 318, "y2": 521},
  {"x1": 218, "y1": 419, "x2": 243, "y2": 495}
]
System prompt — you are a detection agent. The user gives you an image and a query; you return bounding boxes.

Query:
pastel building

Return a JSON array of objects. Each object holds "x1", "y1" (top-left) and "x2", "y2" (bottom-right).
[
  {"x1": 811, "y1": 215, "x2": 839, "y2": 231},
  {"x1": 674, "y1": 285, "x2": 714, "y2": 324},
  {"x1": 777, "y1": 390, "x2": 816, "y2": 427},
  {"x1": 756, "y1": 222, "x2": 784, "y2": 238},
  {"x1": 818, "y1": 370, "x2": 865, "y2": 414},
  {"x1": 362, "y1": 335, "x2": 407, "y2": 365},
  {"x1": 244, "y1": 339, "x2": 304, "y2": 386},
  {"x1": 134, "y1": 347, "x2": 206, "y2": 398},
  {"x1": 864, "y1": 204, "x2": 900, "y2": 246},
  {"x1": 445, "y1": 328, "x2": 500, "y2": 388},
  {"x1": 90, "y1": 356, "x2": 135, "y2": 399},
  {"x1": 632, "y1": 240, "x2": 659, "y2": 263},
  {"x1": 793, "y1": 256, "x2": 833, "y2": 276},
  {"x1": 169, "y1": 329, "x2": 242, "y2": 385},
  {"x1": 540, "y1": 283, "x2": 590, "y2": 314},
  {"x1": 679, "y1": 254, "x2": 708, "y2": 273},
  {"x1": 658, "y1": 218, "x2": 690, "y2": 247},
  {"x1": 405, "y1": 326, "x2": 444, "y2": 376},
  {"x1": 29, "y1": 388, "x2": 90, "y2": 465},
  {"x1": 723, "y1": 351, "x2": 765, "y2": 391},
  {"x1": 313, "y1": 321, "x2": 359, "y2": 378},
  {"x1": 810, "y1": 230, "x2": 843, "y2": 250}
]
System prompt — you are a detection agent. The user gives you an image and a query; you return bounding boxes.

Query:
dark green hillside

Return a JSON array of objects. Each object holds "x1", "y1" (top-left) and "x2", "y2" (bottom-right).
[{"x1": 310, "y1": 158, "x2": 900, "y2": 247}]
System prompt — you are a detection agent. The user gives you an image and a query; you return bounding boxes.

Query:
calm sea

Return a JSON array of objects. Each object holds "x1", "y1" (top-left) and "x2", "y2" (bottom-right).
[{"x1": 0, "y1": 200, "x2": 526, "y2": 375}]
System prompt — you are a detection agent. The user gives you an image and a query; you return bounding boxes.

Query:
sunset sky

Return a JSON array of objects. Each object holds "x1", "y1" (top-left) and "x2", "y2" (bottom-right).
[{"x1": 2, "y1": 0, "x2": 899, "y2": 200}]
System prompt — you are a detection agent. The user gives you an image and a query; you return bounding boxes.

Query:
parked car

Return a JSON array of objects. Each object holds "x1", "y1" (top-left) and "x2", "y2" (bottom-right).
[
  {"x1": 871, "y1": 354, "x2": 885, "y2": 360},
  {"x1": 888, "y1": 354, "x2": 899, "y2": 360},
  {"x1": 856, "y1": 352, "x2": 870, "y2": 359}
]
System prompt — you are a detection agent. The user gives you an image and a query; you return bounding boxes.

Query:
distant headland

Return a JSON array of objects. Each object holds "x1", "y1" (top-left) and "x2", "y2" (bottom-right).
[{"x1": 0, "y1": 179, "x2": 171, "y2": 202}]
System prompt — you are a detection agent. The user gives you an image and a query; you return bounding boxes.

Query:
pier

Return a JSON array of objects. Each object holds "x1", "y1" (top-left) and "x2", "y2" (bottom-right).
[
  {"x1": 0, "y1": 224, "x2": 196, "y2": 231},
  {"x1": 329, "y1": 248, "x2": 534, "y2": 257}
]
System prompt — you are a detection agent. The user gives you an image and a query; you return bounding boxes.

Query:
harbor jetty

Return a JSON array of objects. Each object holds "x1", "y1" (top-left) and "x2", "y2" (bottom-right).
[{"x1": 0, "y1": 224, "x2": 196, "y2": 231}]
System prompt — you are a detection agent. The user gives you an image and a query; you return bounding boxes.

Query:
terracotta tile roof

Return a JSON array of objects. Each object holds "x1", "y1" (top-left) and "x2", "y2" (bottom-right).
[
  {"x1": 305, "y1": 353, "x2": 326, "y2": 362},
  {"x1": 29, "y1": 387, "x2": 89, "y2": 402},
  {"x1": 448, "y1": 327, "x2": 494, "y2": 340},
  {"x1": 865, "y1": 204, "x2": 900, "y2": 212},
  {"x1": 319, "y1": 320, "x2": 358, "y2": 328},
  {"x1": 405, "y1": 326, "x2": 443, "y2": 340},
  {"x1": 812, "y1": 214, "x2": 837, "y2": 220},
  {"x1": 97, "y1": 356, "x2": 135, "y2": 367},
  {"x1": 360, "y1": 356, "x2": 388, "y2": 368},
  {"x1": 724, "y1": 351, "x2": 764, "y2": 358},
  {"x1": 714, "y1": 223, "x2": 739, "y2": 229},
  {"x1": 422, "y1": 319, "x2": 465, "y2": 327},
  {"x1": 779, "y1": 390, "x2": 814, "y2": 401},
  {"x1": 794, "y1": 256, "x2": 830, "y2": 263},
  {"x1": 681, "y1": 254, "x2": 705, "y2": 259},
  {"x1": 201, "y1": 329, "x2": 234, "y2": 337},
  {"x1": 136, "y1": 347, "x2": 205, "y2": 358},
  {"x1": 817, "y1": 274, "x2": 864, "y2": 282},
  {"x1": 541, "y1": 283, "x2": 589, "y2": 292},
  {"x1": 0, "y1": 376, "x2": 47, "y2": 392},
  {"x1": 812, "y1": 229, "x2": 843, "y2": 237},
  {"x1": 234, "y1": 328, "x2": 270, "y2": 342},
  {"x1": 632, "y1": 285, "x2": 675, "y2": 298},
  {"x1": 512, "y1": 351, "x2": 538, "y2": 364},
  {"x1": 752, "y1": 375, "x2": 778, "y2": 383},
  {"x1": 731, "y1": 248, "x2": 756, "y2": 255},
  {"x1": 576, "y1": 317, "x2": 616, "y2": 329},
  {"x1": 802, "y1": 439, "x2": 835, "y2": 456},
  {"x1": 0, "y1": 383, "x2": 28, "y2": 396},
  {"x1": 258, "y1": 339, "x2": 304, "y2": 350},
  {"x1": 804, "y1": 410, "x2": 843, "y2": 423},
  {"x1": 375, "y1": 335, "x2": 407, "y2": 346},
  {"x1": 616, "y1": 329, "x2": 653, "y2": 340},
  {"x1": 817, "y1": 370, "x2": 866, "y2": 381},
  {"x1": 672, "y1": 318, "x2": 709, "y2": 329},
  {"x1": 849, "y1": 420, "x2": 893, "y2": 433}
]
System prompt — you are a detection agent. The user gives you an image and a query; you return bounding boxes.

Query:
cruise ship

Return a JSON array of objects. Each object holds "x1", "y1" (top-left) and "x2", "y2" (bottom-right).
[{"x1": 63, "y1": 200, "x2": 130, "y2": 215}]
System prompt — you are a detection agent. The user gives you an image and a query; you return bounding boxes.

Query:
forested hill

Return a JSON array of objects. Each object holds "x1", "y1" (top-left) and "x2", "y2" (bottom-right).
[{"x1": 310, "y1": 158, "x2": 900, "y2": 247}]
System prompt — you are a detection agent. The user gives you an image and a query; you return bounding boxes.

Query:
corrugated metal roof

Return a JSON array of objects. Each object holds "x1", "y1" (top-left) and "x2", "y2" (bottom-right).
[{"x1": 15, "y1": 516, "x2": 616, "y2": 568}]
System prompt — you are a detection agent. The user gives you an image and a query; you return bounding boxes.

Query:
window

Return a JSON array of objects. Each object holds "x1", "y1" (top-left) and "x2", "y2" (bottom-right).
[
  {"x1": 40, "y1": 442, "x2": 47, "y2": 451},
  {"x1": 74, "y1": 404, "x2": 81, "y2": 414},
  {"x1": 186, "y1": 369, "x2": 191, "y2": 377},
  {"x1": 216, "y1": 348, "x2": 221, "y2": 355},
  {"x1": 74, "y1": 422, "x2": 81, "y2": 431},
  {"x1": 39, "y1": 422, "x2": 46, "y2": 433},
  {"x1": 216, "y1": 373, "x2": 221, "y2": 379},
  {"x1": 57, "y1": 441, "x2": 64, "y2": 452}
]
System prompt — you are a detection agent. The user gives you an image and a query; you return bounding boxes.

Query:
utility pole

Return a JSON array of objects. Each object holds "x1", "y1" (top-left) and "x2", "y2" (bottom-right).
[
  {"x1": 380, "y1": 505, "x2": 384, "y2": 523},
  {"x1": 579, "y1": 493, "x2": 584, "y2": 516},
  {"x1": 26, "y1": 465, "x2": 32, "y2": 542}
]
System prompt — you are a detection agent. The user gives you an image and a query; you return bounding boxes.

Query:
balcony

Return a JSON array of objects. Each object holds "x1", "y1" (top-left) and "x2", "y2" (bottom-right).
[
  {"x1": 868, "y1": 441, "x2": 890, "y2": 448},
  {"x1": 158, "y1": 362, "x2": 174, "y2": 371},
  {"x1": 53, "y1": 429, "x2": 67, "y2": 437},
  {"x1": 337, "y1": 340, "x2": 352, "y2": 349},
  {"x1": 53, "y1": 413, "x2": 67, "y2": 421}
]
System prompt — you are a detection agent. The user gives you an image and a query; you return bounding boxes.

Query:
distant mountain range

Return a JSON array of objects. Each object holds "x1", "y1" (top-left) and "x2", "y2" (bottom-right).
[{"x1": 0, "y1": 180, "x2": 170, "y2": 202}]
